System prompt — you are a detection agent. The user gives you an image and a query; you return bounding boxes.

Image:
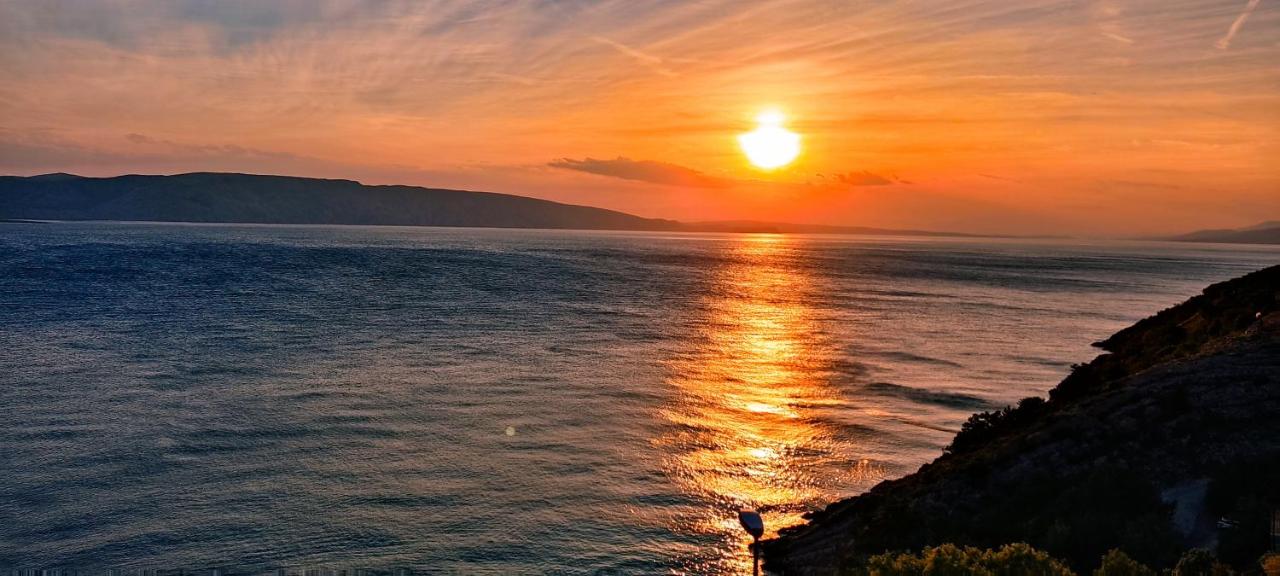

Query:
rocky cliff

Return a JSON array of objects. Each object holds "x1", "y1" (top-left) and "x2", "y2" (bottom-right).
[{"x1": 763, "y1": 265, "x2": 1280, "y2": 573}]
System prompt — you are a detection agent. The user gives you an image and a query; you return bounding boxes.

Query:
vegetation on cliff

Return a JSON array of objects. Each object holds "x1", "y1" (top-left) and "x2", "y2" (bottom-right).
[{"x1": 858, "y1": 545, "x2": 1279, "y2": 576}]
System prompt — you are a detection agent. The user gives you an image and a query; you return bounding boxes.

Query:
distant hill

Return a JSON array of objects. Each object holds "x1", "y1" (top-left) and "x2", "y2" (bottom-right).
[
  {"x1": 0, "y1": 172, "x2": 998, "y2": 238},
  {"x1": 1162, "y1": 221, "x2": 1280, "y2": 245},
  {"x1": 0, "y1": 172, "x2": 680, "y2": 231}
]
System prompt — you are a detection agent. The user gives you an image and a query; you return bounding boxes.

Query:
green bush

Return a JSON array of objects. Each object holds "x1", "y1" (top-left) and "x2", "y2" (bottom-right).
[
  {"x1": 1172, "y1": 548, "x2": 1234, "y2": 576},
  {"x1": 865, "y1": 543, "x2": 1075, "y2": 576},
  {"x1": 1093, "y1": 549, "x2": 1154, "y2": 576},
  {"x1": 1260, "y1": 552, "x2": 1280, "y2": 576},
  {"x1": 945, "y1": 396, "x2": 1046, "y2": 454}
]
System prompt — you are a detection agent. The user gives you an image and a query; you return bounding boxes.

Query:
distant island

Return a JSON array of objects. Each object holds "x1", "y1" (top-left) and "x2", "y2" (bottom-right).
[
  {"x1": 0, "y1": 172, "x2": 984, "y2": 238},
  {"x1": 0, "y1": 172, "x2": 681, "y2": 231},
  {"x1": 1159, "y1": 221, "x2": 1280, "y2": 245},
  {"x1": 763, "y1": 265, "x2": 1280, "y2": 574}
]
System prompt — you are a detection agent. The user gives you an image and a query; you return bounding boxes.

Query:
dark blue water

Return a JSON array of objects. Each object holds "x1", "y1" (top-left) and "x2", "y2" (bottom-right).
[{"x1": 2, "y1": 223, "x2": 1276, "y2": 574}]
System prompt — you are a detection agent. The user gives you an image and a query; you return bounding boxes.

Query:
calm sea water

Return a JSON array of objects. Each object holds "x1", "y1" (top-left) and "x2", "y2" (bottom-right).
[{"x1": 2, "y1": 223, "x2": 1277, "y2": 574}]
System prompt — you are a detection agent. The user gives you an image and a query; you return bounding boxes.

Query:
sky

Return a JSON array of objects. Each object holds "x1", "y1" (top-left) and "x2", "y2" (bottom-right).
[{"x1": 1, "y1": 0, "x2": 1277, "y2": 236}]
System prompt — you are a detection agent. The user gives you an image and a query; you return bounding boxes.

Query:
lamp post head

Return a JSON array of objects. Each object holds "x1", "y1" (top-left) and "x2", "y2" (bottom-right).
[{"x1": 738, "y1": 509, "x2": 765, "y2": 540}]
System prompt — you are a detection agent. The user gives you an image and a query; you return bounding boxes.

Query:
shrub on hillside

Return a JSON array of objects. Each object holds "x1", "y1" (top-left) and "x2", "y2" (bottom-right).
[
  {"x1": 1093, "y1": 549, "x2": 1155, "y2": 576},
  {"x1": 945, "y1": 396, "x2": 1046, "y2": 455},
  {"x1": 1172, "y1": 548, "x2": 1234, "y2": 576},
  {"x1": 1260, "y1": 553, "x2": 1280, "y2": 576},
  {"x1": 864, "y1": 543, "x2": 1075, "y2": 576}
]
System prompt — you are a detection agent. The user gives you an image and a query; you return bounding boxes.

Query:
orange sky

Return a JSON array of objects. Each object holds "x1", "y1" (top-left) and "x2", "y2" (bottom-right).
[{"x1": 1, "y1": 0, "x2": 1277, "y2": 235}]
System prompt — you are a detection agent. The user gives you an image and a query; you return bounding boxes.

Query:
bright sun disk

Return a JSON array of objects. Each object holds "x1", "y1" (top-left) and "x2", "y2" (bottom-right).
[{"x1": 739, "y1": 110, "x2": 801, "y2": 170}]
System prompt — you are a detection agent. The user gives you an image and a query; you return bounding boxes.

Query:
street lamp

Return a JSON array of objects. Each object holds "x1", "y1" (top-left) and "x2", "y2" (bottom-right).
[{"x1": 738, "y1": 509, "x2": 765, "y2": 576}]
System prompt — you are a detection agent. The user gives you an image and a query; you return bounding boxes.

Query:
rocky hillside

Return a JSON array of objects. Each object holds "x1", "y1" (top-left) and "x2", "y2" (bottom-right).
[{"x1": 763, "y1": 265, "x2": 1280, "y2": 574}]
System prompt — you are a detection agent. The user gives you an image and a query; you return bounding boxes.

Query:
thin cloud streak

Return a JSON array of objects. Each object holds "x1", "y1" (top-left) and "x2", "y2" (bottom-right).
[
  {"x1": 829, "y1": 171, "x2": 899, "y2": 187},
  {"x1": 592, "y1": 36, "x2": 677, "y2": 77},
  {"x1": 549, "y1": 157, "x2": 730, "y2": 188},
  {"x1": 1217, "y1": 0, "x2": 1262, "y2": 49}
]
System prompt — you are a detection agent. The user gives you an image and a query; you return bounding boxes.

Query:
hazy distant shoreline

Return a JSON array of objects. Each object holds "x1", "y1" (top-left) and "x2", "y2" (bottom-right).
[
  {"x1": 1153, "y1": 220, "x2": 1280, "y2": 245},
  {"x1": 4, "y1": 172, "x2": 1276, "y2": 244},
  {"x1": 0, "y1": 172, "x2": 1009, "y2": 239},
  {"x1": 0, "y1": 215, "x2": 1033, "y2": 240}
]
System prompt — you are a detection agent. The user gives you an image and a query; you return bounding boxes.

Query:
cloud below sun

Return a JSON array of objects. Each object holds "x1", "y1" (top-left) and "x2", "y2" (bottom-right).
[{"x1": 548, "y1": 157, "x2": 732, "y2": 188}]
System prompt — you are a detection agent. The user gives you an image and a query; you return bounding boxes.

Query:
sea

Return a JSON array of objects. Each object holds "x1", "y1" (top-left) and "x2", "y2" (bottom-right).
[{"x1": 2, "y1": 222, "x2": 1277, "y2": 575}]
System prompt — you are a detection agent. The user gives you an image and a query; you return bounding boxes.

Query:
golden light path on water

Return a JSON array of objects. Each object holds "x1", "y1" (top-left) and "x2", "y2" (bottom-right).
[{"x1": 658, "y1": 235, "x2": 888, "y2": 574}]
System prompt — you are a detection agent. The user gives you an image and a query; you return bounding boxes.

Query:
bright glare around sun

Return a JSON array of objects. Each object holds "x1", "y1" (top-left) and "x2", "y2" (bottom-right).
[{"x1": 739, "y1": 109, "x2": 801, "y2": 170}]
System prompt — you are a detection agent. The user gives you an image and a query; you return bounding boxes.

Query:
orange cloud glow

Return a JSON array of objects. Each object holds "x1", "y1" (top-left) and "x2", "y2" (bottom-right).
[{"x1": 1, "y1": 1, "x2": 1276, "y2": 235}]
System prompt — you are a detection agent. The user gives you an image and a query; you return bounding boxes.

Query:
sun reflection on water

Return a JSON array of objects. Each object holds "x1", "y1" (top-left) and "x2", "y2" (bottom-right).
[{"x1": 659, "y1": 235, "x2": 873, "y2": 574}]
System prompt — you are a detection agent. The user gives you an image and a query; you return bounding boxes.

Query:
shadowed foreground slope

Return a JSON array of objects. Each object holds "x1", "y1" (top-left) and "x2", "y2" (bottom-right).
[{"x1": 763, "y1": 265, "x2": 1280, "y2": 574}]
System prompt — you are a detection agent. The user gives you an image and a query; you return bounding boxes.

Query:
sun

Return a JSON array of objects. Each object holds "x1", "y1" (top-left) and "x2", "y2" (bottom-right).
[{"x1": 739, "y1": 109, "x2": 801, "y2": 170}]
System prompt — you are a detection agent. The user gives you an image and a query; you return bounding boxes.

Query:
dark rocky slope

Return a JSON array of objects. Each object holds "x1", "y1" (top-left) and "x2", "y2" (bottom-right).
[{"x1": 763, "y1": 265, "x2": 1280, "y2": 574}]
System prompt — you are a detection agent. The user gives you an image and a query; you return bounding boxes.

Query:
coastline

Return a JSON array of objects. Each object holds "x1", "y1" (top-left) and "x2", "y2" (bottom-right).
[{"x1": 763, "y1": 265, "x2": 1280, "y2": 574}]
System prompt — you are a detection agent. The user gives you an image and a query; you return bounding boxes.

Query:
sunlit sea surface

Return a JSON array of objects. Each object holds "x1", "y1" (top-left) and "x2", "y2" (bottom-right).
[{"x1": 2, "y1": 223, "x2": 1277, "y2": 574}]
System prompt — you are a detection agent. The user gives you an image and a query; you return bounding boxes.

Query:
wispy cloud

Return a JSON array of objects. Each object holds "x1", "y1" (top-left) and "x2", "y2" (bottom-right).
[
  {"x1": 1102, "y1": 32, "x2": 1135, "y2": 45},
  {"x1": 124, "y1": 133, "x2": 296, "y2": 159},
  {"x1": 830, "y1": 171, "x2": 905, "y2": 186},
  {"x1": 0, "y1": 0, "x2": 1276, "y2": 235},
  {"x1": 0, "y1": 130, "x2": 306, "y2": 173},
  {"x1": 1216, "y1": 0, "x2": 1262, "y2": 50},
  {"x1": 549, "y1": 157, "x2": 729, "y2": 188},
  {"x1": 592, "y1": 36, "x2": 676, "y2": 77}
]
